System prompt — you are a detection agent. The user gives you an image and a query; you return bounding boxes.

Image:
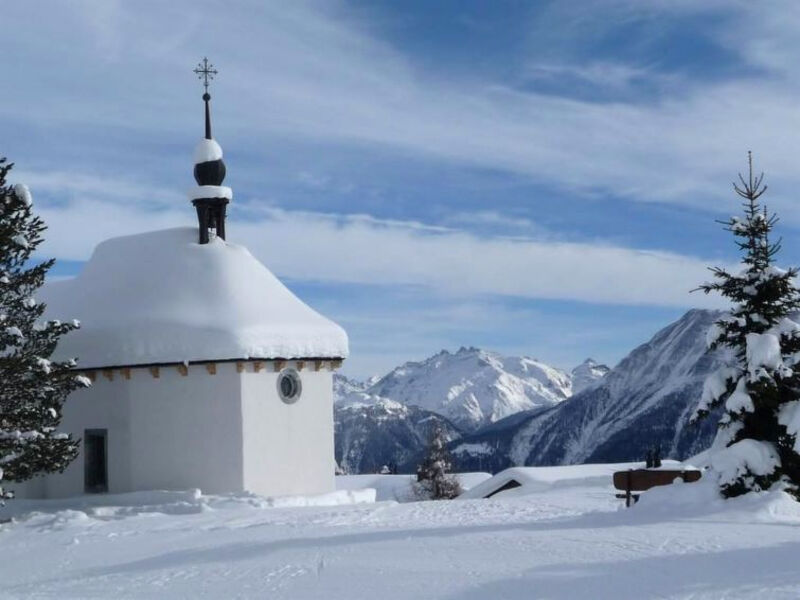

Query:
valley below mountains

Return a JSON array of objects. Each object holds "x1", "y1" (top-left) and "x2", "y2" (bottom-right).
[{"x1": 335, "y1": 309, "x2": 723, "y2": 475}]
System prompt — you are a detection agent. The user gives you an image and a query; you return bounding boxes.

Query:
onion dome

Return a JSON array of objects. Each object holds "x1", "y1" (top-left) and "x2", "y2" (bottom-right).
[{"x1": 193, "y1": 92, "x2": 227, "y2": 187}]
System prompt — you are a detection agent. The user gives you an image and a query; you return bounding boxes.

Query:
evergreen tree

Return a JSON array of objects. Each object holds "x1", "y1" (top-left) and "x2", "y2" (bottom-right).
[
  {"x1": 695, "y1": 152, "x2": 800, "y2": 499},
  {"x1": 415, "y1": 425, "x2": 461, "y2": 500},
  {"x1": 0, "y1": 157, "x2": 88, "y2": 499}
]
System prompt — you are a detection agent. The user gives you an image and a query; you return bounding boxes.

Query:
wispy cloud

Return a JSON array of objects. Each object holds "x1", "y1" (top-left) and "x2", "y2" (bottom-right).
[
  {"x1": 6, "y1": 1, "x2": 800, "y2": 217},
  {"x1": 33, "y1": 189, "x2": 725, "y2": 309},
  {"x1": 444, "y1": 211, "x2": 538, "y2": 232}
]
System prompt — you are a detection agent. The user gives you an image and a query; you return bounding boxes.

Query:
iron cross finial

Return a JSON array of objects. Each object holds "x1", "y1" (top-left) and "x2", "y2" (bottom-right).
[{"x1": 193, "y1": 57, "x2": 218, "y2": 94}]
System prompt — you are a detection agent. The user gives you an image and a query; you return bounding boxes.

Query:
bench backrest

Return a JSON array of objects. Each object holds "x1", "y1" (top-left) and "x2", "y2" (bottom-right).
[{"x1": 612, "y1": 469, "x2": 701, "y2": 492}]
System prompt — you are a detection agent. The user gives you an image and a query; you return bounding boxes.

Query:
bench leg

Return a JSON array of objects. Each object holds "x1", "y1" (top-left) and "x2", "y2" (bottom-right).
[{"x1": 626, "y1": 470, "x2": 632, "y2": 508}]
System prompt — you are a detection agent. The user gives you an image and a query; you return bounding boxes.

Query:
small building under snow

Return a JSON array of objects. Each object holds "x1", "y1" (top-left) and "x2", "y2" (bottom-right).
[{"x1": 15, "y1": 74, "x2": 348, "y2": 499}]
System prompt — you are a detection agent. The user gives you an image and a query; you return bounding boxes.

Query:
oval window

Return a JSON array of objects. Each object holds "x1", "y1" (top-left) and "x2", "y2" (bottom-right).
[{"x1": 277, "y1": 368, "x2": 302, "y2": 404}]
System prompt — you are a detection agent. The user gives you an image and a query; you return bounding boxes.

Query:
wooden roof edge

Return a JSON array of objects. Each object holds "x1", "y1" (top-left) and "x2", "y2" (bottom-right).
[{"x1": 73, "y1": 356, "x2": 346, "y2": 372}]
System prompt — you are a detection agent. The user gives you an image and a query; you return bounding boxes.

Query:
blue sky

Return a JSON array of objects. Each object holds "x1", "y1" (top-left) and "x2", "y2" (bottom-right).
[{"x1": 4, "y1": 0, "x2": 800, "y2": 378}]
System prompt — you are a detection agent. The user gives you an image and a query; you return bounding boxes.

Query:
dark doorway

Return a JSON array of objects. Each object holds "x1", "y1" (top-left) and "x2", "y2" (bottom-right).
[{"x1": 84, "y1": 429, "x2": 108, "y2": 493}]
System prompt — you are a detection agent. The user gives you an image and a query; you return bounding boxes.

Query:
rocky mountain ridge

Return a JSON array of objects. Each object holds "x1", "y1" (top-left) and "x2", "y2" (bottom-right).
[
  {"x1": 334, "y1": 309, "x2": 725, "y2": 474},
  {"x1": 450, "y1": 309, "x2": 724, "y2": 471},
  {"x1": 337, "y1": 347, "x2": 588, "y2": 431},
  {"x1": 333, "y1": 348, "x2": 609, "y2": 473}
]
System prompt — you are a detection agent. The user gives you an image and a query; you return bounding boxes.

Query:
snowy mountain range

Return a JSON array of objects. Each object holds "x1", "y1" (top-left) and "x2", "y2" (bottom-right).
[
  {"x1": 333, "y1": 348, "x2": 609, "y2": 473},
  {"x1": 334, "y1": 309, "x2": 725, "y2": 474},
  {"x1": 334, "y1": 399, "x2": 460, "y2": 474},
  {"x1": 450, "y1": 309, "x2": 724, "y2": 472},
  {"x1": 338, "y1": 347, "x2": 581, "y2": 431}
]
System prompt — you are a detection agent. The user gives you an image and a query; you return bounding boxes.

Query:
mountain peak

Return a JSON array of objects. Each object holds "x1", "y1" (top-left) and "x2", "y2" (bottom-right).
[
  {"x1": 456, "y1": 345, "x2": 480, "y2": 355},
  {"x1": 363, "y1": 347, "x2": 571, "y2": 431},
  {"x1": 571, "y1": 358, "x2": 610, "y2": 394}
]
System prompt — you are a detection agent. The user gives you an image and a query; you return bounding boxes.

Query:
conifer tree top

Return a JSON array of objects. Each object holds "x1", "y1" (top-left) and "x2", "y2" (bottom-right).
[{"x1": 695, "y1": 152, "x2": 800, "y2": 500}]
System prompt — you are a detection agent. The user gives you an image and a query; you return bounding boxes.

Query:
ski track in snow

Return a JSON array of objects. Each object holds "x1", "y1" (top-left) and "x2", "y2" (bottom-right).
[{"x1": 2, "y1": 480, "x2": 800, "y2": 599}]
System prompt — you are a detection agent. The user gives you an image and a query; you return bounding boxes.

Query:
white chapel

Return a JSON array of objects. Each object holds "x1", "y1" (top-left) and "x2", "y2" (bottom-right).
[{"x1": 14, "y1": 62, "x2": 349, "y2": 499}]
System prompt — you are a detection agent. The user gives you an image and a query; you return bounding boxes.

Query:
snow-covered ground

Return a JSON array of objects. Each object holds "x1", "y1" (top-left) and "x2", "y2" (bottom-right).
[
  {"x1": 336, "y1": 472, "x2": 491, "y2": 502},
  {"x1": 2, "y1": 465, "x2": 800, "y2": 599}
]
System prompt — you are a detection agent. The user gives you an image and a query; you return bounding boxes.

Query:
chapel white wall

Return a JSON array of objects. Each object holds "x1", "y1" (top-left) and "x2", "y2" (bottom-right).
[
  {"x1": 127, "y1": 364, "x2": 244, "y2": 495},
  {"x1": 24, "y1": 363, "x2": 245, "y2": 499},
  {"x1": 33, "y1": 376, "x2": 134, "y2": 498},
  {"x1": 13, "y1": 361, "x2": 336, "y2": 499},
  {"x1": 240, "y1": 364, "x2": 335, "y2": 497}
]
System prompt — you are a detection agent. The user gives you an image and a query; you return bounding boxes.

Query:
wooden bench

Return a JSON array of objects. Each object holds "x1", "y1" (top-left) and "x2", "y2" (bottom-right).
[{"x1": 612, "y1": 468, "x2": 701, "y2": 507}]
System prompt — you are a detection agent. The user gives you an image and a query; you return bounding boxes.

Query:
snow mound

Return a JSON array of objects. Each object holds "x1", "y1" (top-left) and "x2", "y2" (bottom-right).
[
  {"x1": 336, "y1": 474, "x2": 417, "y2": 502},
  {"x1": 41, "y1": 227, "x2": 348, "y2": 368},
  {"x1": 337, "y1": 473, "x2": 491, "y2": 502},
  {"x1": 632, "y1": 474, "x2": 800, "y2": 524},
  {"x1": 458, "y1": 462, "x2": 654, "y2": 499},
  {"x1": 4, "y1": 488, "x2": 374, "y2": 524}
]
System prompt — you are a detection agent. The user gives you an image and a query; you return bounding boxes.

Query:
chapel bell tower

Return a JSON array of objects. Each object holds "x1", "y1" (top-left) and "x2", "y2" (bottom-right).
[{"x1": 191, "y1": 57, "x2": 230, "y2": 244}]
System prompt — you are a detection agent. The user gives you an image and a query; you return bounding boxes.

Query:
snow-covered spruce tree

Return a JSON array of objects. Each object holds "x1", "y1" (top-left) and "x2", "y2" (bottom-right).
[
  {"x1": 0, "y1": 157, "x2": 88, "y2": 499},
  {"x1": 415, "y1": 425, "x2": 462, "y2": 500},
  {"x1": 694, "y1": 152, "x2": 800, "y2": 499}
]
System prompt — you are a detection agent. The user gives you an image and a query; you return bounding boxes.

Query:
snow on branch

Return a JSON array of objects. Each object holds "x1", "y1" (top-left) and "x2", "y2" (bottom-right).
[
  {"x1": 711, "y1": 439, "x2": 780, "y2": 491},
  {"x1": 745, "y1": 332, "x2": 784, "y2": 380}
]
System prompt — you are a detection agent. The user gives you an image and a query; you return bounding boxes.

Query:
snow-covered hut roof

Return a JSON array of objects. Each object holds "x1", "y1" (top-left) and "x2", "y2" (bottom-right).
[
  {"x1": 457, "y1": 463, "x2": 675, "y2": 500},
  {"x1": 42, "y1": 227, "x2": 348, "y2": 369}
]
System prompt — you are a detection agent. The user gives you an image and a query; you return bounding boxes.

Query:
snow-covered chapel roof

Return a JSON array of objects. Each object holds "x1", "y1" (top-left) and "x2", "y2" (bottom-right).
[{"x1": 42, "y1": 227, "x2": 349, "y2": 369}]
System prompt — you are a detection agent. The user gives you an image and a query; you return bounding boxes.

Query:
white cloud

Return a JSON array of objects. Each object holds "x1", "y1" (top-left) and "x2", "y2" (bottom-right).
[
  {"x1": 243, "y1": 210, "x2": 721, "y2": 308},
  {"x1": 16, "y1": 170, "x2": 182, "y2": 206},
  {"x1": 34, "y1": 192, "x2": 725, "y2": 309},
  {"x1": 444, "y1": 211, "x2": 538, "y2": 231},
  {"x1": 5, "y1": 0, "x2": 800, "y2": 220}
]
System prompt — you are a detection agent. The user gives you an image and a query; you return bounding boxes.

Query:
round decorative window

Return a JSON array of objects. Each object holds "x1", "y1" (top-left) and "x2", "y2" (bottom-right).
[{"x1": 277, "y1": 368, "x2": 302, "y2": 404}]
